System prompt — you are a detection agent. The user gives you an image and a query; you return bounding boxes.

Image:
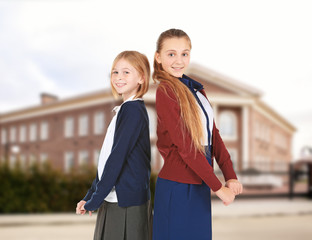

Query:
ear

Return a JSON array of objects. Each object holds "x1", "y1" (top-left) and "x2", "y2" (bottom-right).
[
  {"x1": 138, "y1": 75, "x2": 144, "y2": 85},
  {"x1": 155, "y1": 52, "x2": 161, "y2": 64}
]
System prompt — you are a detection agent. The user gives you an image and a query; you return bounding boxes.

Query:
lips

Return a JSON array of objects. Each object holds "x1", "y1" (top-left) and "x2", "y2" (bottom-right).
[
  {"x1": 115, "y1": 83, "x2": 126, "y2": 88},
  {"x1": 172, "y1": 67, "x2": 183, "y2": 70}
]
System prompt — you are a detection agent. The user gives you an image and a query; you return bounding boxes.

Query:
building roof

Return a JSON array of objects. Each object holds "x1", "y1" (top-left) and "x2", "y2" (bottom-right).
[
  {"x1": 186, "y1": 63, "x2": 263, "y2": 98},
  {"x1": 186, "y1": 63, "x2": 296, "y2": 133},
  {"x1": 0, "y1": 89, "x2": 114, "y2": 123},
  {"x1": 0, "y1": 83, "x2": 157, "y2": 124},
  {"x1": 0, "y1": 64, "x2": 295, "y2": 133}
]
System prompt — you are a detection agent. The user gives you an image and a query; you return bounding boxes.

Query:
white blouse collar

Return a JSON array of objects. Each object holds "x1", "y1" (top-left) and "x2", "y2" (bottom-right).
[{"x1": 112, "y1": 95, "x2": 143, "y2": 113}]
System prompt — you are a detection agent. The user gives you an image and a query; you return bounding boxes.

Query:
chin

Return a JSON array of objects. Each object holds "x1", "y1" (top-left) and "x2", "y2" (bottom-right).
[{"x1": 173, "y1": 74, "x2": 183, "y2": 78}]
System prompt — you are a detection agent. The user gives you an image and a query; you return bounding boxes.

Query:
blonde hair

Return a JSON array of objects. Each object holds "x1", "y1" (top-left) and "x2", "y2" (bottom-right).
[
  {"x1": 111, "y1": 51, "x2": 150, "y2": 99},
  {"x1": 153, "y1": 29, "x2": 205, "y2": 153}
]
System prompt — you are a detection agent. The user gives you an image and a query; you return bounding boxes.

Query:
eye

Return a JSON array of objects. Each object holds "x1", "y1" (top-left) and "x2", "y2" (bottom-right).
[
  {"x1": 168, "y1": 53, "x2": 175, "y2": 57},
  {"x1": 182, "y1": 53, "x2": 188, "y2": 57},
  {"x1": 112, "y1": 71, "x2": 118, "y2": 75},
  {"x1": 124, "y1": 71, "x2": 130, "y2": 74}
]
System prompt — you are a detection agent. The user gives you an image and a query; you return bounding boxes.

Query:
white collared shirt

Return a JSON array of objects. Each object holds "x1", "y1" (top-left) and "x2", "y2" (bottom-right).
[
  {"x1": 97, "y1": 95, "x2": 143, "y2": 202},
  {"x1": 196, "y1": 91, "x2": 214, "y2": 146}
]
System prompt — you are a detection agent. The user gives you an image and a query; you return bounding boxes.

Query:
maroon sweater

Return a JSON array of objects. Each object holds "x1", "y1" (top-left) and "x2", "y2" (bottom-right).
[{"x1": 156, "y1": 83, "x2": 237, "y2": 192}]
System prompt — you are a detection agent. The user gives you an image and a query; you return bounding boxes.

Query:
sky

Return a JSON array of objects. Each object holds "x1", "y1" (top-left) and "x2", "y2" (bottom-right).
[{"x1": 0, "y1": 0, "x2": 312, "y2": 158}]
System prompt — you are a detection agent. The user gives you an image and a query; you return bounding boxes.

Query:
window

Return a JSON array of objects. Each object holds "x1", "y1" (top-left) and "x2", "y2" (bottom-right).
[
  {"x1": 29, "y1": 124, "x2": 37, "y2": 142},
  {"x1": 9, "y1": 155, "x2": 17, "y2": 168},
  {"x1": 65, "y1": 117, "x2": 74, "y2": 138},
  {"x1": 78, "y1": 150, "x2": 89, "y2": 166},
  {"x1": 94, "y1": 112, "x2": 105, "y2": 134},
  {"x1": 146, "y1": 107, "x2": 157, "y2": 138},
  {"x1": 19, "y1": 154, "x2": 27, "y2": 169},
  {"x1": 265, "y1": 126, "x2": 271, "y2": 142},
  {"x1": 219, "y1": 111, "x2": 237, "y2": 140},
  {"x1": 255, "y1": 121, "x2": 271, "y2": 143},
  {"x1": 260, "y1": 124, "x2": 270, "y2": 142},
  {"x1": 94, "y1": 112, "x2": 105, "y2": 135},
  {"x1": 1, "y1": 128, "x2": 7, "y2": 145},
  {"x1": 19, "y1": 125, "x2": 26, "y2": 142},
  {"x1": 40, "y1": 121, "x2": 49, "y2": 140},
  {"x1": 40, "y1": 153, "x2": 48, "y2": 164},
  {"x1": 227, "y1": 148, "x2": 238, "y2": 171},
  {"x1": 10, "y1": 126, "x2": 16, "y2": 143},
  {"x1": 29, "y1": 154, "x2": 37, "y2": 166},
  {"x1": 64, "y1": 151, "x2": 74, "y2": 173},
  {"x1": 274, "y1": 132, "x2": 287, "y2": 150},
  {"x1": 79, "y1": 114, "x2": 89, "y2": 136},
  {"x1": 94, "y1": 149, "x2": 100, "y2": 166}
]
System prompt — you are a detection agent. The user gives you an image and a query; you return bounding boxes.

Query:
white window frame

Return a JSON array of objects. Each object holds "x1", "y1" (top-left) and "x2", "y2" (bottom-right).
[
  {"x1": 94, "y1": 112, "x2": 105, "y2": 135},
  {"x1": 19, "y1": 125, "x2": 26, "y2": 143},
  {"x1": 64, "y1": 151, "x2": 74, "y2": 173},
  {"x1": 29, "y1": 124, "x2": 37, "y2": 142},
  {"x1": 1, "y1": 128, "x2": 7, "y2": 145},
  {"x1": 19, "y1": 154, "x2": 27, "y2": 170},
  {"x1": 29, "y1": 154, "x2": 37, "y2": 166},
  {"x1": 78, "y1": 150, "x2": 89, "y2": 166},
  {"x1": 10, "y1": 126, "x2": 17, "y2": 143},
  {"x1": 65, "y1": 117, "x2": 74, "y2": 138},
  {"x1": 9, "y1": 155, "x2": 17, "y2": 168},
  {"x1": 79, "y1": 114, "x2": 89, "y2": 137},
  {"x1": 40, "y1": 153, "x2": 48, "y2": 164},
  {"x1": 218, "y1": 111, "x2": 237, "y2": 141},
  {"x1": 40, "y1": 121, "x2": 49, "y2": 140},
  {"x1": 93, "y1": 149, "x2": 100, "y2": 166}
]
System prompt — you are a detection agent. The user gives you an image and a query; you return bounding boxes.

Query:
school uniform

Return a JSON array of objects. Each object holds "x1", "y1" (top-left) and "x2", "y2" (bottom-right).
[
  {"x1": 153, "y1": 75, "x2": 237, "y2": 240},
  {"x1": 83, "y1": 96, "x2": 152, "y2": 240}
]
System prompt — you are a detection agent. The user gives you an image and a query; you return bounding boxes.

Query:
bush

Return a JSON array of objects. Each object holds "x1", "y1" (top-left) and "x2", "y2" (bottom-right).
[
  {"x1": 0, "y1": 163, "x2": 95, "y2": 213},
  {"x1": 0, "y1": 162, "x2": 158, "y2": 213}
]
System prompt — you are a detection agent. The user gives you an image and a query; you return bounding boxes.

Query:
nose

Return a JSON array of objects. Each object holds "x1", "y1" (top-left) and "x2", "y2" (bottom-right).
[
  {"x1": 116, "y1": 73, "x2": 122, "y2": 80},
  {"x1": 175, "y1": 55, "x2": 183, "y2": 65}
]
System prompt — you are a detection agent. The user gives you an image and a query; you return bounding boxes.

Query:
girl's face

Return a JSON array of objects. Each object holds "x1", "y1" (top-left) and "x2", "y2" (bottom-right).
[
  {"x1": 111, "y1": 58, "x2": 143, "y2": 101},
  {"x1": 155, "y1": 37, "x2": 191, "y2": 78}
]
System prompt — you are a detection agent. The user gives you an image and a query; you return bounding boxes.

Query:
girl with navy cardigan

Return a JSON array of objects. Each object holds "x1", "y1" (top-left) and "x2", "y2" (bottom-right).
[
  {"x1": 76, "y1": 51, "x2": 152, "y2": 240},
  {"x1": 152, "y1": 29, "x2": 243, "y2": 240}
]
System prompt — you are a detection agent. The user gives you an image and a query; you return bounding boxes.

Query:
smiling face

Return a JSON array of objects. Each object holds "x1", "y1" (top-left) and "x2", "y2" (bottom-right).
[
  {"x1": 111, "y1": 58, "x2": 143, "y2": 101},
  {"x1": 155, "y1": 37, "x2": 191, "y2": 78}
]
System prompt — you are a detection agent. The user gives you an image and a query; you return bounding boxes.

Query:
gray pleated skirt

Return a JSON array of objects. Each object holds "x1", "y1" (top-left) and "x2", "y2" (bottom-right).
[{"x1": 93, "y1": 200, "x2": 152, "y2": 240}]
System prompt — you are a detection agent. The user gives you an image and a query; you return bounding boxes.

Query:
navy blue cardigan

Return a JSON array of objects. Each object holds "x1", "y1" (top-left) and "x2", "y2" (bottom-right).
[{"x1": 83, "y1": 100, "x2": 151, "y2": 210}]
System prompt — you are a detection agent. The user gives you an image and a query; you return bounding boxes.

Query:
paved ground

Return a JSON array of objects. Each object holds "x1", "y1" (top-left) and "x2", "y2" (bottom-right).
[
  {"x1": 213, "y1": 215, "x2": 312, "y2": 240},
  {"x1": 1, "y1": 198, "x2": 312, "y2": 240}
]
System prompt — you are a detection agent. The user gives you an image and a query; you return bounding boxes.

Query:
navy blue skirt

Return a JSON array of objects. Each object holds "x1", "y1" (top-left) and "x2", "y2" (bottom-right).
[{"x1": 153, "y1": 148, "x2": 212, "y2": 240}]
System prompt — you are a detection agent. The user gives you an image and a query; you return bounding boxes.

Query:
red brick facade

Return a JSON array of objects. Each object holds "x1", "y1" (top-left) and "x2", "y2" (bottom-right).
[{"x1": 0, "y1": 64, "x2": 295, "y2": 174}]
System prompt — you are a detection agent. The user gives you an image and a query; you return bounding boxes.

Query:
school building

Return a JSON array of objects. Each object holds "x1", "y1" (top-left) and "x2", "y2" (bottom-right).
[{"x1": 0, "y1": 63, "x2": 296, "y2": 175}]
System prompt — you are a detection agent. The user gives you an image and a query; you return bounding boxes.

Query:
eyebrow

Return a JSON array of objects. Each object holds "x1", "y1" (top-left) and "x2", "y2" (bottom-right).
[
  {"x1": 165, "y1": 49, "x2": 190, "y2": 52},
  {"x1": 112, "y1": 67, "x2": 132, "y2": 71}
]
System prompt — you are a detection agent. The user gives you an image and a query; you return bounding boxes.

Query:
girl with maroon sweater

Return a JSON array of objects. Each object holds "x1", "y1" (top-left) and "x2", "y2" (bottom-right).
[{"x1": 152, "y1": 29, "x2": 243, "y2": 240}]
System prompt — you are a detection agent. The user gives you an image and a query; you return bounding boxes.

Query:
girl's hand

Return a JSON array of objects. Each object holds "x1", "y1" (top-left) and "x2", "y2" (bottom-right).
[
  {"x1": 215, "y1": 186, "x2": 235, "y2": 206},
  {"x1": 76, "y1": 200, "x2": 86, "y2": 215},
  {"x1": 226, "y1": 179, "x2": 243, "y2": 196},
  {"x1": 81, "y1": 203, "x2": 93, "y2": 216},
  {"x1": 76, "y1": 200, "x2": 93, "y2": 216}
]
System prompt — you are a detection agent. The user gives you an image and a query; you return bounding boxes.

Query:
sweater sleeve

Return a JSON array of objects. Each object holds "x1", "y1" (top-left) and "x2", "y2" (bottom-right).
[
  {"x1": 84, "y1": 102, "x2": 144, "y2": 211},
  {"x1": 156, "y1": 85, "x2": 222, "y2": 192},
  {"x1": 82, "y1": 177, "x2": 97, "y2": 202}
]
